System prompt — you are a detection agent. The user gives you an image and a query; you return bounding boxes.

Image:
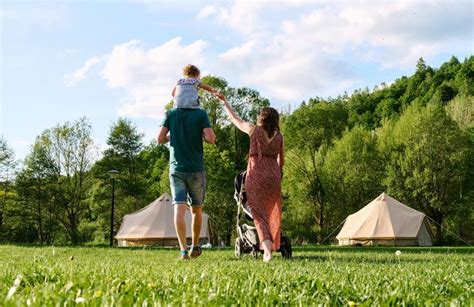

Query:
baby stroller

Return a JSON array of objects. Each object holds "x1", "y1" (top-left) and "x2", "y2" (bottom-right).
[{"x1": 234, "y1": 171, "x2": 292, "y2": 259}]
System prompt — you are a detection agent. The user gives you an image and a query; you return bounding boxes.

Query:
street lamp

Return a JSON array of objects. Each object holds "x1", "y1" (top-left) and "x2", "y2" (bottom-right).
[{"x1": 108, "y1": 170, "x2": 119, "y2": 247}]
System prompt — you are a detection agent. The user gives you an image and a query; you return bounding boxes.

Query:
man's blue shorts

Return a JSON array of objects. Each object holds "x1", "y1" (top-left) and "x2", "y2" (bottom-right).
[{"x1": 169, "y1": 171, "x2": 206, "y2": 206}]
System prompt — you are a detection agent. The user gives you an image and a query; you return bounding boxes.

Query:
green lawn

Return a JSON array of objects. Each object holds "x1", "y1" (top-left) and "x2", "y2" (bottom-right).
[{"x1": 1, "y1": 245, "x2": 472, "y2": 306}]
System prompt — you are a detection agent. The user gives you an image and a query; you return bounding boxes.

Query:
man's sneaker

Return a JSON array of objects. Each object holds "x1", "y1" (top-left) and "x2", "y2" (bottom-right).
[
  {"x1": 179, "y1": 250, "x2": 190, "y2": 260},
  {"x1": 189, "y1": 245, "x2": 202, "y2": 259}
]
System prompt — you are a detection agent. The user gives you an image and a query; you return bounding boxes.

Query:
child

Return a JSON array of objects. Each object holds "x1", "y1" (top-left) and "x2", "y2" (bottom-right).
[{"x1": 172, "y1": 64, "x2": 224, "y2": 108}]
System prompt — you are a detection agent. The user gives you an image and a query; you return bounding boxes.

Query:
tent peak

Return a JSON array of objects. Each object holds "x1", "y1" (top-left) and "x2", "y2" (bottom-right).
[
  {"x1": 377, "y1": 192, "x2": 389, "y2": 202},
  {"x1": 158, "y1": 193, "x2": 172, "y2": 202}
]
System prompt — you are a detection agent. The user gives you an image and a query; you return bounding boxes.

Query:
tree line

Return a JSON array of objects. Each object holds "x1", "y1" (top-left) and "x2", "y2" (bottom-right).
[{"x1": 1, "y1": 56, "x2": 473, "y2": 245}]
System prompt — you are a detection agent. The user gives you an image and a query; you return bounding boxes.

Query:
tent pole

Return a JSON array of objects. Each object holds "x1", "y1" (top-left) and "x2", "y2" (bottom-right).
[
  {"x1": 320, "y1": 218, "x2": 347, "y2": 245},
  {"x1": 426, "y1": 216, "x2": 471, "y2": 246}
]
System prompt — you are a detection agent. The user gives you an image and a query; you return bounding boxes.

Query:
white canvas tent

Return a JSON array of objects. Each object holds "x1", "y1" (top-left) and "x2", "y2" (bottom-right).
[
  {"x1": 115, "y1": 193, "x2": 210, "y2": 247},
  {"x1": 336, "y1": 192, "x2": 433, "y2": 246}
]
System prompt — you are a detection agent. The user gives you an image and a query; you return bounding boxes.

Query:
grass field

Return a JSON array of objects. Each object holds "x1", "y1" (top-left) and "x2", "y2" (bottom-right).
[{"x1": 1, "y1": 245, "x2": 472, "y2": 306}]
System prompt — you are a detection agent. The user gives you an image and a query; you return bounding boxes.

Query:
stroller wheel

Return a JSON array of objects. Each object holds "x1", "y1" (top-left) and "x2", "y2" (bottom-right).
[
  {"x1": 235, "y1": 238, "x2": 244, "y2": 258},
  {"x1": 251, "y1": 246, "x2": 260, "y2": 258},
  {"x1": 280, "y1": 236, "x2": 293, "y2": 259}
]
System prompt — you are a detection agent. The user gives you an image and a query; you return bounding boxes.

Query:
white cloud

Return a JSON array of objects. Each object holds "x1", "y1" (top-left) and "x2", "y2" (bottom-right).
[
  {"x1": 64, "y1": 56, "x2": 102, "y2": 87},
  {"x1": 230, "y1": 53, "x2": 356, "y2": 101},
  {"x1": 197, "y1": 5, "x2": 217, "y2": 19},
  {"x1": 66, "y1": 37, "x2": 207, "y2": 119},
  {"x1": 219, "y1": 40, "x2": 256, "y2": 61},
  {"x1": 209, "y1": 0, "x2": 472, "y2": 100},
  {"x1": 67, "y1": 0, "x2": 473, "y2": 119},
  {"x1": 105, "y1": 38, "x2": 206, "y2": 119},
  {"x1": 199, "y1": 0, "x2": 267, "y2": 37}
]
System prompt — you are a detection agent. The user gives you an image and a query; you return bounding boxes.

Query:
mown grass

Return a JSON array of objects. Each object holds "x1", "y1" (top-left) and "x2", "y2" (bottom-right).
[{"x1": 0, "y1": 245, "x2": 472, "y2": 306}]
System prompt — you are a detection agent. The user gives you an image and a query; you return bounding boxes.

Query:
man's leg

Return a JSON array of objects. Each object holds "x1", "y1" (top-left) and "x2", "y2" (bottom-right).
[
  {"x1": 170, "y1": 172, "x2": 190, "y2": 259},
  {"x1": 174, "y1": 203, "x2": 188, "y2": 252},
  {"x1": 188, "y1": 172, "x2": 205, "y2": 258},
  {"x1": 190, "y1": 206, "x2": 202, "y2": 247}
]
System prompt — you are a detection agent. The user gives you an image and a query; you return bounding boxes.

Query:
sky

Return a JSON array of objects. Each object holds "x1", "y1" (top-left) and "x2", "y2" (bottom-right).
[{"x1": 1, "y1": 0, "x2": 473, "y2": 161}]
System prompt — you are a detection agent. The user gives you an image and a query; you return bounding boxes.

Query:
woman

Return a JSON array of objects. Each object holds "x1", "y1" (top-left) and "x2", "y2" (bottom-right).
[{"x1": 220, "y1": 98, "x2": 284, "y2": 262}]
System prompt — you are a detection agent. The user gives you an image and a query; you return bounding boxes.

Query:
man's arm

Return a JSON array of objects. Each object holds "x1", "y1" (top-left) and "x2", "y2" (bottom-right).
[
  {"x1": 203, "y1": 127, "x2": 216, "y2": 144},
  {"x1": 157, "y1": 126, "x2": 169, "y2": 144},
  {"x1": 171, "y1": 86, "x2": 176, "y2": 97}
]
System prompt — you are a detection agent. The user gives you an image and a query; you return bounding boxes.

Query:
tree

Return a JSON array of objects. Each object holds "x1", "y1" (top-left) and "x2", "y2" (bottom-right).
[
  {"x1": 11, "y1": 118, "x2": 97, "y2": 244},
  {"x1": 378, "y1": 103, "x2": 471, "y2": 242},
  {"x1": 201, "y1": 76, "x2": 270, "y2": 170},
  {"x1": 200, "y1": 76, "x2": 229, "y2": 127},
  {"x1": 346, "y1": 88, "x2": 379, "y2": 129},
  {"x1": 14, "y1": 161, "x2": 56, "y2": 244},
  {"x1": 202, "y1": 145, "x2": 235, "y2": 245},
  {"x1": 50, "y1": 118, "x2": 97, "y2": 244},
  {"x1": 105, "y1": 118, "x2": 146, "y2": 205},
  {"x1": 89, "y1": 118, "x2": 147, "y2": 243},
  {"x1": 445, "y1": 95, "x2": 474, "y2": 243},
  {"x1": 283, "y1": 100, "x2": 348, "y2": 242},
  {"x1": 16, "y1": 133, "x2": 58, "y2": 243},
  {"x1": 321, "y1": 126, "x2": 383, "y2": 230},
  {"x1": 0, "y1": 137, "x2": 16, "y2": 233},
  {"x1": 139, "y1": 141, "x2": 169, "y2": 201},
  {"x1": 416, "y1": 57, "x2": 427, "y2": 72},
  {"x1": 454, "y1": 56, "x2": 474, "y2": 96},
  {"x1": 445, "y1": 96, "x2": 474, "y2": 131}
]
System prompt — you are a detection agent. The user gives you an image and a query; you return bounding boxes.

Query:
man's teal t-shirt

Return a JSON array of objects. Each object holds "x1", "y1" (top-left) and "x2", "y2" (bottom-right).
[{"x1": 161, "y1": 108, "x2": 211, "y2": 173}]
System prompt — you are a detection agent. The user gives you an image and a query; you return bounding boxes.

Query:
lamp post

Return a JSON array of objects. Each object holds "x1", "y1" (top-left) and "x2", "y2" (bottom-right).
[{"x1": 108, "y1": 170, "x2": 119, "y2": 247}]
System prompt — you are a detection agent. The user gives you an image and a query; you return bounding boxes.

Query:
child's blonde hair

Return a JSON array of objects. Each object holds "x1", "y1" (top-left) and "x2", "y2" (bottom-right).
[{"x1": 183, "y1": 64, "x2": 200, "y2": 78}]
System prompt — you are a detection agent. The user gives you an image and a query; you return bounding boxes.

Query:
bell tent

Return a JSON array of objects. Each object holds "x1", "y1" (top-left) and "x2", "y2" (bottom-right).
[
  {"x1": 336, "y1": 192, "x2": 433, "y2": 246},
  {"x1": 115, "y1": 193, "x2": 210, "y2": 247}
]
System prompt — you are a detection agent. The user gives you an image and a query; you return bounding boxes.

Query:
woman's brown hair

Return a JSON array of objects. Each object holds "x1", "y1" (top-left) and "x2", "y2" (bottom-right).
[{"x1": 257, "y1": 107, "x2": 280, "y2": 138}]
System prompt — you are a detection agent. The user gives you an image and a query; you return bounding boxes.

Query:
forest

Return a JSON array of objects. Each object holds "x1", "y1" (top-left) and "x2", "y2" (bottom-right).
[{"x1": 0, "y1": 56, "x2": 473, "y2": 245}]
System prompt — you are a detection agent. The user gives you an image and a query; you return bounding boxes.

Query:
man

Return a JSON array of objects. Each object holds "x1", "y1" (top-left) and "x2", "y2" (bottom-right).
[{"x1": 157, "y1": 107, "x2": 216, "y2": 260}]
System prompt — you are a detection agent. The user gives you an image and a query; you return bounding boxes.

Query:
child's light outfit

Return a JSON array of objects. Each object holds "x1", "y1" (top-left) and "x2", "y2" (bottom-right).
[{"x1": 173, "y1": 78, "x2": 201, "y2": 109}]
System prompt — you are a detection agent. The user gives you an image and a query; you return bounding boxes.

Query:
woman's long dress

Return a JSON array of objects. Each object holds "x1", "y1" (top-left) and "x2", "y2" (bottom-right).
[{"x1": 246, "y1": 126, "x2": 283, "y2": 250}]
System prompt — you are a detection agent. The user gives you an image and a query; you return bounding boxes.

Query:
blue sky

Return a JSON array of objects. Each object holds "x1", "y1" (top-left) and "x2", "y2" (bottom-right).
[{"x1": 1, "y1": 0, "x2": 473, "y2": 161}]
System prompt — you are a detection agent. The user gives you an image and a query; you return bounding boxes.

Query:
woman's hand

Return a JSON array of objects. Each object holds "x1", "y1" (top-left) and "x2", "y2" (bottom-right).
[{"x1": 219, "y1": 97, "x2": 255, "y2": 135}]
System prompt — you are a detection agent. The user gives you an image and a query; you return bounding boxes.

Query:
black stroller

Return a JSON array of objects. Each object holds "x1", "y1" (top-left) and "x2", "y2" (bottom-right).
[{"x1": 234, "y1": 171, "x2": 292, "y2": 259}]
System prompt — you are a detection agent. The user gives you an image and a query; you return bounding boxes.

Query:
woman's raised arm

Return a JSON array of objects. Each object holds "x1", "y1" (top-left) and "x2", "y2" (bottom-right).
[{"x1": 220, "y1": 98, "x2": 255, "y2": 135}]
